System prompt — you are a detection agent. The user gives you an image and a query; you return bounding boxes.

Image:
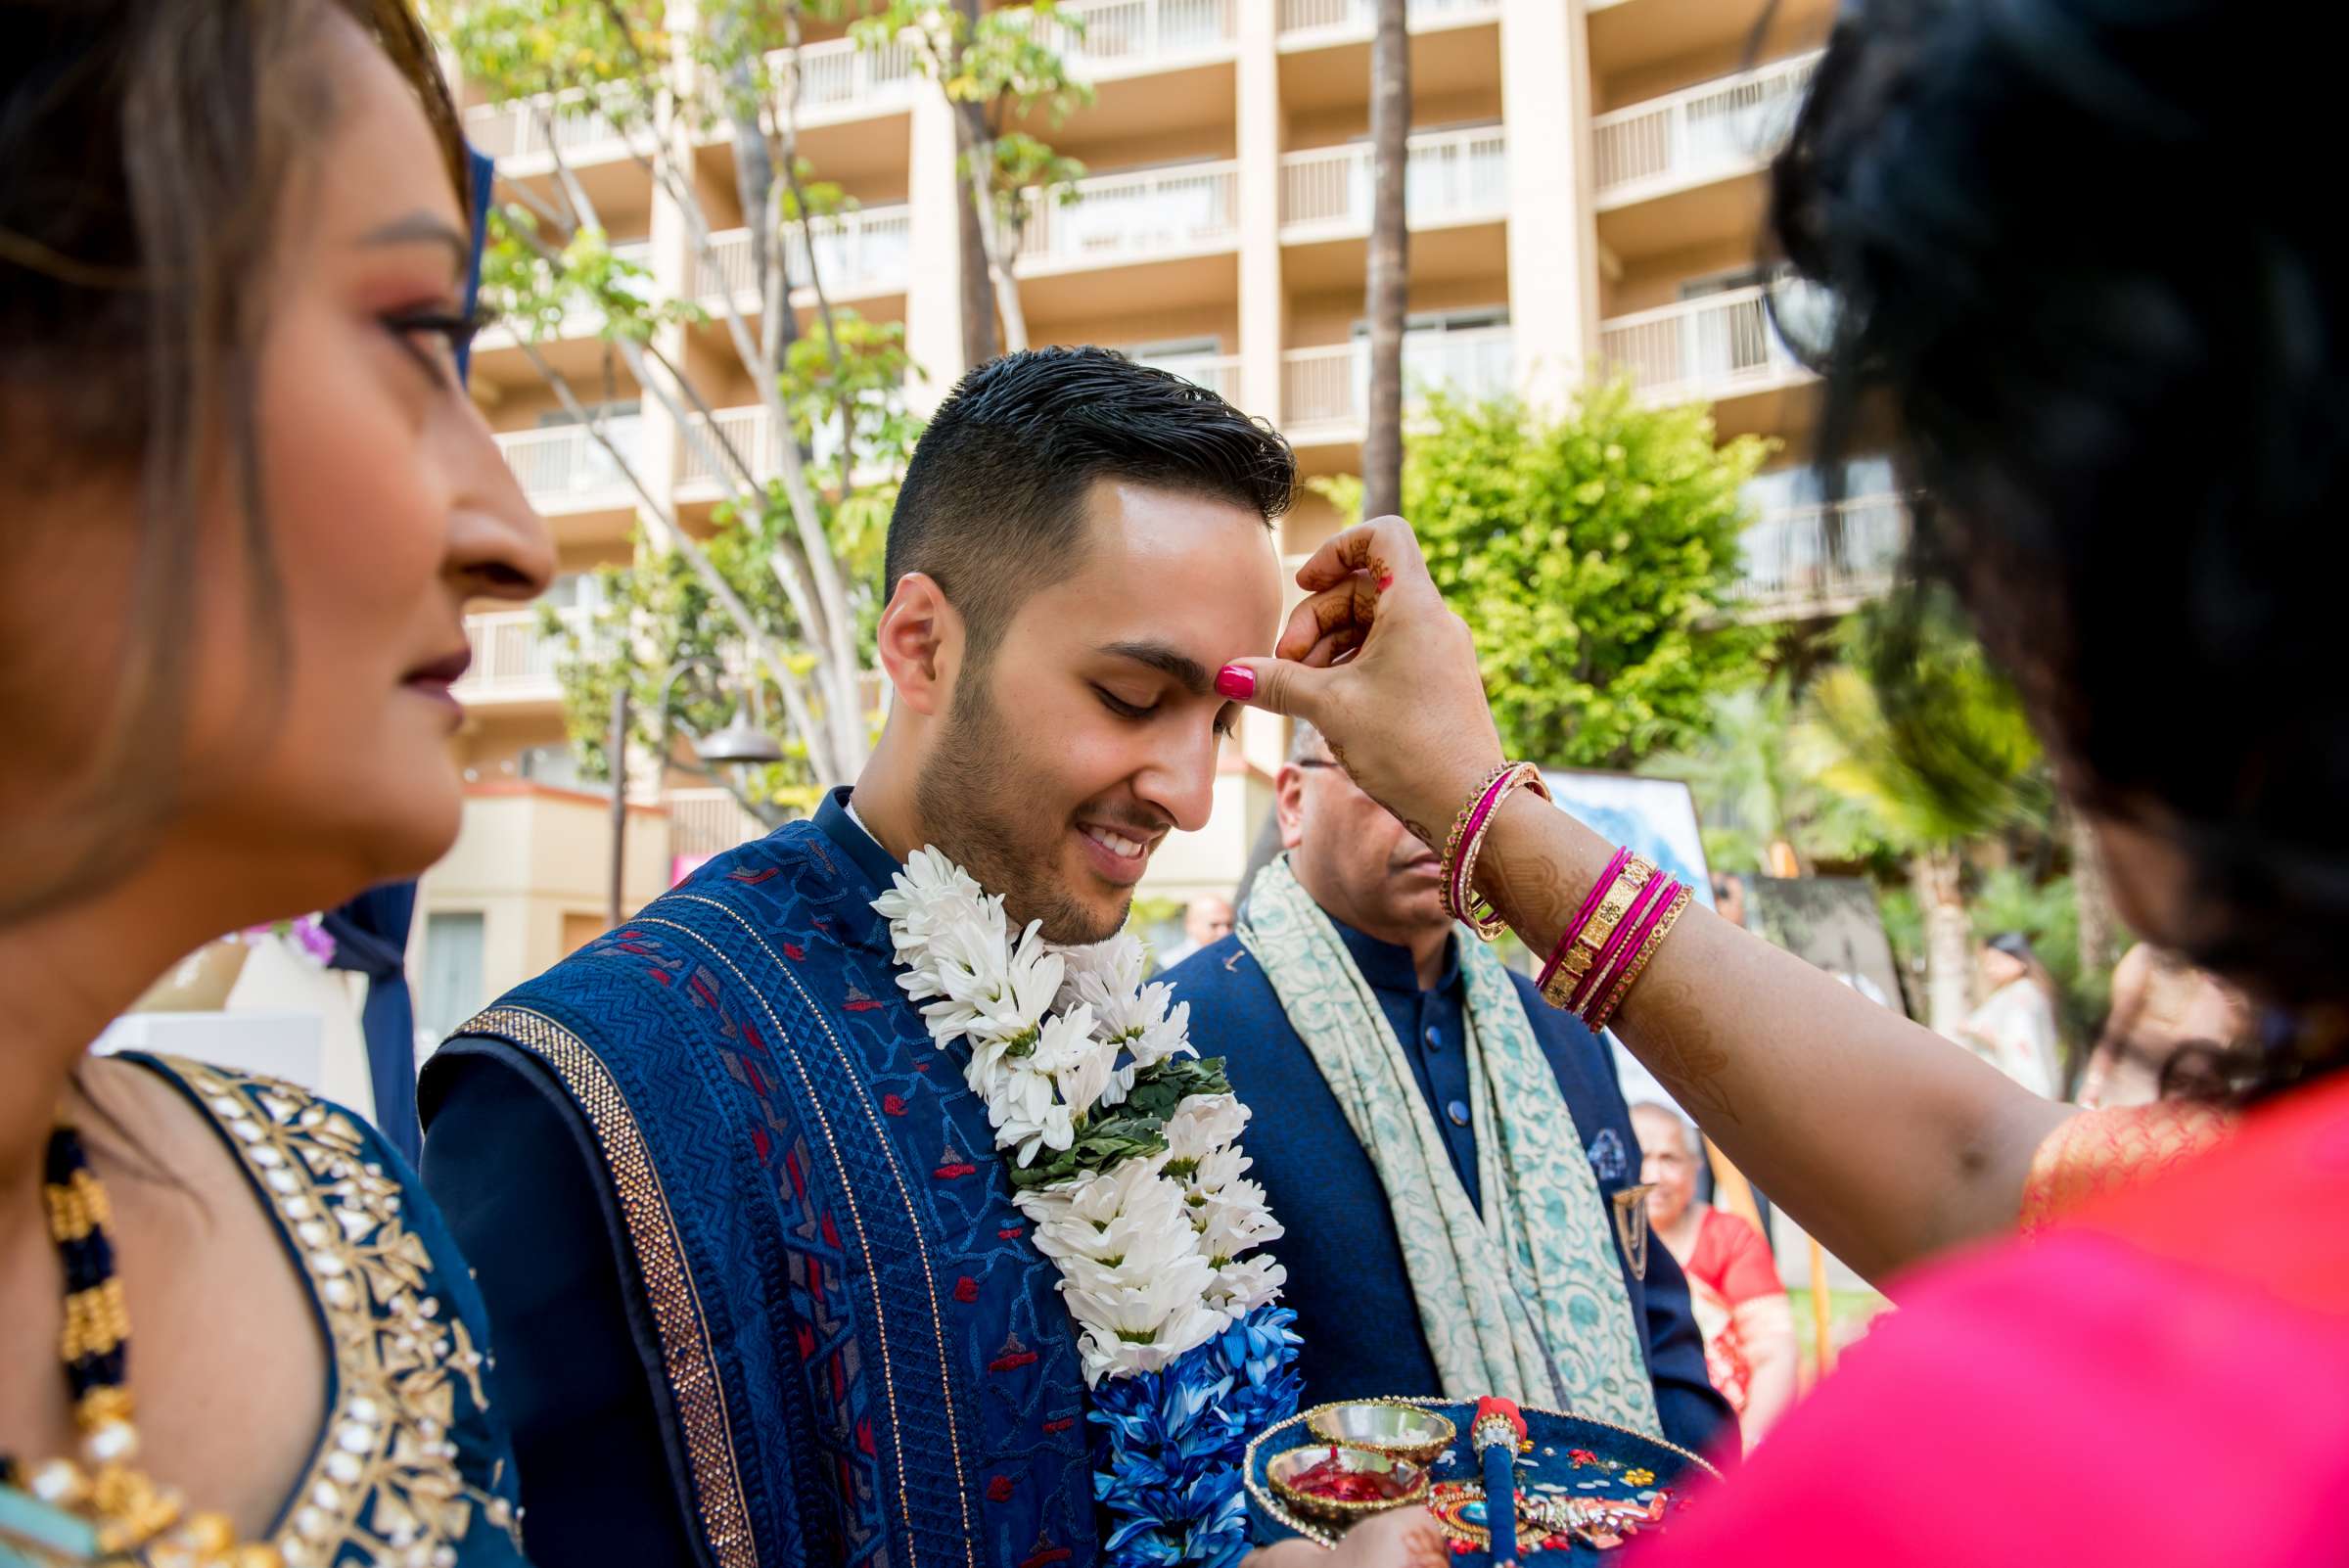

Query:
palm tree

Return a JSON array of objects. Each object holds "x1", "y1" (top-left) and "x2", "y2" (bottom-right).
[
  {"x1": 1360, "y1": 0, "x2": 1410, "y2": 518},
  {"x1": 1641, "y1": 679, "x2": 1810, "y2": 874},
  {"x1": 1798, "y1": 606, "x2": 2045, "y2": 1034}
]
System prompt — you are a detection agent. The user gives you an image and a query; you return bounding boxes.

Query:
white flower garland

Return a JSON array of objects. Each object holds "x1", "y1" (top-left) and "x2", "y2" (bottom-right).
[{"x1": 876, "y1": 848, "x2": 1287, "y2": 1385}]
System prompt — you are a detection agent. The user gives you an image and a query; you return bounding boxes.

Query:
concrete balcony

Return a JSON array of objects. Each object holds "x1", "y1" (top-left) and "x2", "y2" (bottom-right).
[
  {"x1": 467, "y1": 35, "x2": 916, "y2": 177},
  {"x1": 1591, "y1": 53, "x2": 1819, "y2": 260},
  {"x1": 1276, "y1": 0, "x2": 1499, "y2": 47},
  {"x1": 667, "y1": 788, "x2": 772, "y2": 861},
  {"x1": 1736, "y1": 493, "x2": 1908, "y2": 622},
  {"x1": 456, "y1": 608, "x2": 588, "y2": 710},
  {"x1": 1594, "y1": 53, "x2": 1818, "y2": 205},
  {"x1": 1599, "y1": 285, "x2": 1816, "y2": 409},
  {"x1": 1133, "y1": 350, "x2": 1244, "y2": 404},
  {"x1": 1043, "y1": 0, "x2": 1238, "y2": 78},
  {"x1": 1280, "y1": 325, "x2": 1515, "y2": 444},
  {"x1": 1016, "y1": 161, "x2": 1241, "y2": 274},
  {"x1": 494, "y1": 417, "x2": 644, "y2": 516},
  {"x1": 475, "y1": 241, "x2": 653, "y2": 355},
  {"x1": 1587, "y1": 0, "x2": 1833, "y2": 80},
  {"x1": 689, "y1": 208, "x2": 914, "y2": 306},
  {"x1": 755, "y1": 34, "x2": 919, "y2": 126},
  {"x1": 463, "y1": 91, "x2": 647, "y2": 170},
  {"x1": 1279, "y1": 126, "x2": 1508, "y2": 241},
  {"x1": 673, "y1": 405, "x2": 892, "y2": 503}
]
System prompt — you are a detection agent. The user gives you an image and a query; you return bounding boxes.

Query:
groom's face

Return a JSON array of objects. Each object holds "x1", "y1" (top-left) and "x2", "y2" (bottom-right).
[{"x1": 916, "y1": 480, "x2": 1281, "y2": 944}]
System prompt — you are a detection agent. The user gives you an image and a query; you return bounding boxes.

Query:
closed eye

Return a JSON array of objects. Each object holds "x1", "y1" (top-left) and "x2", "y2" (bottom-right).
[
  {"x1": 381, "y1": 303, "x2": 496, "y2": 388},
  {"x1": 1093, "y1": 685, "x2": 1157, "y2": 721}
]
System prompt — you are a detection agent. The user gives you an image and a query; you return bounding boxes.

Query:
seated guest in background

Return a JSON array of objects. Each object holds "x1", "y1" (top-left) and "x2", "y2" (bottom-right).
[
  {"x1": 1632, "y1": 1105, "x2": 1797, "y2": 1453},
  {"x1": 1165, "y1": 724, "x2": 1730, "y2": 1457},
  {"x1": 1159, "y1": 892, "x2": 1235, "y2": 968}
]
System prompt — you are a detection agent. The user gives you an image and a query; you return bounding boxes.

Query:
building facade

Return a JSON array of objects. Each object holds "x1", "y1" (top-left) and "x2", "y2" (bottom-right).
[{"x1": 419, "y1": 0, "x2": 1888, "y2": 1026}]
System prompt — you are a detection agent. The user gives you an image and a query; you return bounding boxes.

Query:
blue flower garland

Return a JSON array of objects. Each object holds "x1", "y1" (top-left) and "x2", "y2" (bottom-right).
[{"x1": 1090, "y1": 1304, "x2": 1305, "y2": 1568}]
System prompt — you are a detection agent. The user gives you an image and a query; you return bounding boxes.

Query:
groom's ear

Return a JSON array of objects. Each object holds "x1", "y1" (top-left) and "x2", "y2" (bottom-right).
[{"x1": 875, "y1": 572, "x2": 963, "y2": 718}]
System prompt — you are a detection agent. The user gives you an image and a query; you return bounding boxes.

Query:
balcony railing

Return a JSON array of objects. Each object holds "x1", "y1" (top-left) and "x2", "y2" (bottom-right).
[
  {"x1": 1039, "y1": 0, "x2": 1237, "y2": 73},
  {"x1": 477, "y1": 240, "x2": 653, "y2": 348},
  {"x1": 668, "y1": 788, "x2": 773, "y2": 859},
  {"x1": 457, "y1": 609, "x2": 586, "y2": 704},
  {"x1": 763, "y1": 34, "x2": 918, "y2": 117},
  {"x1": 1737, "y1": 494, "x2": 1908, "y2": 617},
  {"x1": 1132, "y1": 351, "x2": 1243, "y2": 403},
  {"x1": 494, "y1": 417, "x2": 644, "y2": 511},
  {"x1": 1598, "y1": 285, "x2": 1817, "y2": 405},
  {"x1": 1592, "y1": 52, "x2": 1820, "y2": 203},
  {"x1": 1280, "y1": 326, "x2": 1515, "y2": 432},
  {"x1": 675, "y1": 405, "x2": 892, "y2": 491},
  {"x1": 1278, "y1": 0, "x2": 1497, "y2": 40},
  {"x1": 690, "y1": 208, "x2": 914, "y2": 302},
  {"x1": 676, "y1": 407, "x2": 785, "y2": 491},
  {"x1": 1280, "y1": 127, "x2": 1507, "y2": 235},
  {"x1": 463, "y1": 90, "x2": 644, "y2": 165},
  {"x1": 1018, "y1": 161, "x2": 1240, "y2": 269}
]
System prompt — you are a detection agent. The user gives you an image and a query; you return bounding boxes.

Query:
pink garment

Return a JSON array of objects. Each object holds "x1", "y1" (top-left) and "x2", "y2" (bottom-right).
[{"x1": 1635, "y1": 1075, "x2": 2349, "y2": 1567}]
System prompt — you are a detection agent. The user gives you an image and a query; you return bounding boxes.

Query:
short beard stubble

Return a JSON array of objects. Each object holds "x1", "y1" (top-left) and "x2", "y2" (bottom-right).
[{"x1": 914, "y1": 656, "x2": 1129, "y2": 945}]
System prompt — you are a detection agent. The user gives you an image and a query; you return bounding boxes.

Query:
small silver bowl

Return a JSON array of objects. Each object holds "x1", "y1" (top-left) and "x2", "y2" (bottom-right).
[
  {"x1": 1306, "y1": 1402, "x2": 1457, "y2": 1466},
  {"x1": 1265, "y1": 1444, "x2": 1430, "y2": 1525}
]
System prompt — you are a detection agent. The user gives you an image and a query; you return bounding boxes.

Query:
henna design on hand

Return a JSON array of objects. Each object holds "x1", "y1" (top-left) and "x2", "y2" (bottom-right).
[
  {"x1": 1623, "y1": 977, "x2": 1740, "y2": 1125},
  {"x1": 1482, "y1": 841, "x2": 1579, "y2": 939}
]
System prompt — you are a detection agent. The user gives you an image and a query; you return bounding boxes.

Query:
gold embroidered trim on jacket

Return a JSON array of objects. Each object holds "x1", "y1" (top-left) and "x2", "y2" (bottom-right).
[
  {"x1": 668, "y1": 895, "x2": 981, "y2": 1564},
  {"x1": 162, "y1": 1058, "x2": 524, "y2": 1567},
  {"x1": 453, "y1": 1007, "x2": 756, "y2": 1568}
]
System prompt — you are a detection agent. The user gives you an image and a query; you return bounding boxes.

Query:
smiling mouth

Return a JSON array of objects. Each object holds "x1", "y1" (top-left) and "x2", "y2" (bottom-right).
[{"x1": 1080, "y1": 823, "x2": 1156, "y2": 861}]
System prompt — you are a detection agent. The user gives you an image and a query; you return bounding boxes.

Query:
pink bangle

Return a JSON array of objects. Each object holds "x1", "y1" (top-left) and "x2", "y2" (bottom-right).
[
  {"x1": 1536, "y1": 848, "x2": 1631, "y2": 996},
  {"x1": 1569, "y1": 869, "x2": 1676, "y2": 1017},
  {"x1": 1589, "y1": 881, "x2": 1692, "y2": 1032}
]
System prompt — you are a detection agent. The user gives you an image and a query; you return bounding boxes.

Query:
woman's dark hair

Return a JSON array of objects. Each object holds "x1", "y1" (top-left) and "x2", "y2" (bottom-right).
[
  {"x1": 0, "y1": 0, "x2": 467, "y2": 925},
  {"x1": 1769, "y1": 0, "x2": 2349, "y2": 1090}
]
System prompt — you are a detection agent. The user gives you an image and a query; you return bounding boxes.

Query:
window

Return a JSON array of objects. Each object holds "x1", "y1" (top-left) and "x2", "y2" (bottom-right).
[{"x1": 415, "y1": 912, "x2": 486, "y2": 1052}]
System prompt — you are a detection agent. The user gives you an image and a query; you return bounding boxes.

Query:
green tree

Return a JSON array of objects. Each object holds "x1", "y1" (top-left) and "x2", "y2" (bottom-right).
[
  {"x1": 857, "y1": 1, "x2": 1089, "y2": 356},
  {"x1": 434, "y1": 0, "x2": 942, "y2": 791},
  {"x1": 1797, "y1": 597, "x2": 2047, "y2": 1034},
  {"x1": 1403, "y1": 383, "x2": 1772, "y2": 767}
]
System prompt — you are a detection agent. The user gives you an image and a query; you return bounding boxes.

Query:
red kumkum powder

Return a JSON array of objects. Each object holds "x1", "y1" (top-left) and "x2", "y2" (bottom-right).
[{"x1": 1292, "y1": 1449, "x2": 1412, "y2": 1503}]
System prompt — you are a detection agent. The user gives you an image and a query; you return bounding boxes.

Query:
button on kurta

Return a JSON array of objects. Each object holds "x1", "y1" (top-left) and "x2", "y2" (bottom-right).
[{"x1": 1446, "y1": 1099, "x2": 1471, "y2": 1128}]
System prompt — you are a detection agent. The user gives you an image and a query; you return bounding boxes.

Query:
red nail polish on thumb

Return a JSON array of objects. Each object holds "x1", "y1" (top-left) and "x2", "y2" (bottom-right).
[{"x1": 1215, "y1": 664, "x2": 1255, "y2": 701}]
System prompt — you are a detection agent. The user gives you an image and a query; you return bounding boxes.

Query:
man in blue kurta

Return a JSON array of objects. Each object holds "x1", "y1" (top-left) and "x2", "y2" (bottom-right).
[
  {"x1": 417, "y1": 348, "x2": 1309, "y2": 1568},
  {"x1": 1164, "y1": 724, "x2": 1732, "y2": 1457}
]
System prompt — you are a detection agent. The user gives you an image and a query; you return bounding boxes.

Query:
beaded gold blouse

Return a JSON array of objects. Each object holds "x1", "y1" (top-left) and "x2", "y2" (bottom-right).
[{"x1": 131, "y1": 1056, "x2": 529, "y2": 1568}]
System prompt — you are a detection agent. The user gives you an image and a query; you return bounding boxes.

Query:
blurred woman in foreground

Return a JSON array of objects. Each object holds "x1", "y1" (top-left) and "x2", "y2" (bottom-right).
[
  {"x1": 0, "y1": 2, "x2": 550, "y2": 1560},
  {"x1": 1217, "y1": 0, "x2": 2349, "y2": 1558}
]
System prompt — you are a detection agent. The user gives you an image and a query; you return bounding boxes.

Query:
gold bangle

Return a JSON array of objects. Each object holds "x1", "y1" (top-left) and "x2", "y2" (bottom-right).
[
  {"x1": 1437, "y1": 762, "x2": 1513, "y2": 922},
  {"x1": 1589, "y1": 882, "x2": 1692, "y2": 1032},
  {"x1": 1455, "y1": 764, "x2": 1552, "y2": 939},
  {"x1": 1541, "y1": 856, "x2": 1655, "y2": 1011}
]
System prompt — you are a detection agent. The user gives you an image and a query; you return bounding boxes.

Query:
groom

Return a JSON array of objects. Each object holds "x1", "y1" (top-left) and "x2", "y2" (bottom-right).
[{"x1": 419, "y1": 348, "x2": 1296, "y2": 1568}]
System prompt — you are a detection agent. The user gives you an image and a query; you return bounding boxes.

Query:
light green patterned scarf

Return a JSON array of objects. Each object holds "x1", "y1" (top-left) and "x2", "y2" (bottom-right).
[{"x1": 1238, "y1": 854, "x2": 1662, "y2": 1436}]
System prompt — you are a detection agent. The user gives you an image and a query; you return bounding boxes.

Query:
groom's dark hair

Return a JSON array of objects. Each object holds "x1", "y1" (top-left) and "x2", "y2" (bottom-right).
[{"x1": 885, "y1": 346, "x2": 1295, "y2": 663}]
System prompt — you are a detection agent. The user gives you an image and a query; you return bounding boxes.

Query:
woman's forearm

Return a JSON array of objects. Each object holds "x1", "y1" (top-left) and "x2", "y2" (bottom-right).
[{"x1": 1475, "y1": 791, "x2": 2073, "y2": 1283}]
